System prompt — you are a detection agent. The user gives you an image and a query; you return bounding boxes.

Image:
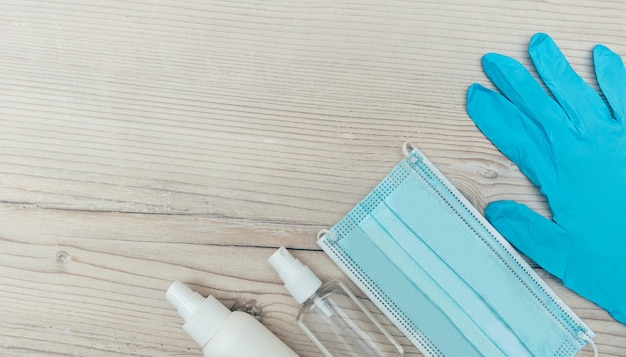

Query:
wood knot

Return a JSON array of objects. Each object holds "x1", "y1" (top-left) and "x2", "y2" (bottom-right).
[
  {"x1": 477, "y1": 166, "x2": 498, "y2": 179},
  {"x1": 56, "y1": 250, "x2": 71, "y2": 265}
]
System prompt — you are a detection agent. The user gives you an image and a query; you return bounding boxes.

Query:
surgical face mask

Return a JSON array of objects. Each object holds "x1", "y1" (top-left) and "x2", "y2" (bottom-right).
[{"x1": 317, "y1": 143, "x2": 596, "y2": 357}]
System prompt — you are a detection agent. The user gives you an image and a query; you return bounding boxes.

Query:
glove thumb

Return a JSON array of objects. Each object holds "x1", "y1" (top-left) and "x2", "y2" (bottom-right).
[{"x1": 485, "y1": 200, "x2": 570, "y2": 279}]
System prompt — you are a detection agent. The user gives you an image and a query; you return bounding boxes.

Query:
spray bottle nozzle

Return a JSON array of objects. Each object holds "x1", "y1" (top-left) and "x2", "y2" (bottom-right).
[
  {"x1": 166, "y1": 280, "x2": 205, "y2": 321},
  {"x1": 268, "y1": 247, "x2": 322, "y2": 304}
]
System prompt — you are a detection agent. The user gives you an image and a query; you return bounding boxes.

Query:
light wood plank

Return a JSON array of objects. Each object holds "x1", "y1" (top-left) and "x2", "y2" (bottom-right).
[{"x1": 2, "y1": 0, "x2": 626, "y2": 355}]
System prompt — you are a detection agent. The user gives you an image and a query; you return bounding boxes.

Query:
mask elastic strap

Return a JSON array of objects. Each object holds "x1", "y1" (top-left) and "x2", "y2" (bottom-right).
[
  {"x1": 578, "y1": 331, "x2": 598, "y2": 357},
  {"x1": 317, "y1": 229, "x2": 337, "y2": 242},
  {"x1": 402, "y1": 141, "x2": 418, "y2": 162}
]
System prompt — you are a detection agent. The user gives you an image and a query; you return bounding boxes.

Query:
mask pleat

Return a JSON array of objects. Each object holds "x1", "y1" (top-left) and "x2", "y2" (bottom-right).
[
  {"x1": 387, "y1": 163, "x2": 577, "y2": 354},
  {"x1": 338, "y1": 227, "x2": 482, "y2": 356},
  {"x1": 365, "y1": 202, "x2": 531, "y2": 356}
]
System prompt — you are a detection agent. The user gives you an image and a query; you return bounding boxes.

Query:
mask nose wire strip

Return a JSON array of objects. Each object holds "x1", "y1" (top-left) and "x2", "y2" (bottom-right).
[{"x1": 578, "y1": 331, "x2": 598, "y2": 357}]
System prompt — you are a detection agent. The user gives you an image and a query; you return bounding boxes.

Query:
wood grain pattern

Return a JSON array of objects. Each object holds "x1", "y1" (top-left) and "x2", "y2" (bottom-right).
[{"x1": 1, "y1": 1, "x2": 626, "y2": 356}]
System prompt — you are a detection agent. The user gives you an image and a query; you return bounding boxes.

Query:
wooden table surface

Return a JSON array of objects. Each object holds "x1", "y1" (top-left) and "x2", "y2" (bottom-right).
[{"x1": 2, "y1": 1, "x2": 626, "y2": 356}]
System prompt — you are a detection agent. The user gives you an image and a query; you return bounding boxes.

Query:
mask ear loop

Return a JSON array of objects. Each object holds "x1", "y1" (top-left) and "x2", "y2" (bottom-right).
[
  {"x1": 578, "y1": 331, "x2": 598, "y2": 357},
  {"x1": 402, "y1": 141, "x2": 423, "y2": 165},
  {"x1": 402, "y1": 141, "x2": 417, "y2": 160},
  {"x1": 317, "y1": 229, "x2": 338, "y2": 242}
]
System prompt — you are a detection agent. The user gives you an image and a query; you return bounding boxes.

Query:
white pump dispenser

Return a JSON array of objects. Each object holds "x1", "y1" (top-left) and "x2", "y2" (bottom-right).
[{"x1": 166, "y1": 281, "x2": 299, "y2": 357}]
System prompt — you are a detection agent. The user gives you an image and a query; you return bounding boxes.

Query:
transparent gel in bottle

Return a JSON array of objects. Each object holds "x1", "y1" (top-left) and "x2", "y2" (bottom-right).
[{"x1": 269, "y1": 247, "x2": 404, "y2": 357}]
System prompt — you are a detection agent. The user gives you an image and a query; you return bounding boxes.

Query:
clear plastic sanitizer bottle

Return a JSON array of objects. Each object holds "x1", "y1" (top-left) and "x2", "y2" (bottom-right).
[
  {"x1": 268, "y1": 247, "x2": 404, "y2": 357},
  {"x1": 166, "y1": 280, "x2": 299, "y2": 357}
]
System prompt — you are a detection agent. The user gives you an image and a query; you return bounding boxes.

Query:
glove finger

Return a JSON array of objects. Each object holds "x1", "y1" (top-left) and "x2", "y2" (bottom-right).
[
  {"x1": 485, "y1": 200, "x2": 569, "y2": 279},
  {"x1": 594, "y1": 44, "x2": 626, "y2": 123},
  {"x1": 529, "y1": 33, "x2": 612, "y2": 132},
  {"x1": 467, "y1": 83, "x2": 555, "y2": 188},
  {"x1": 482, "y1": 53, "x2": 570, "y2": 136}
]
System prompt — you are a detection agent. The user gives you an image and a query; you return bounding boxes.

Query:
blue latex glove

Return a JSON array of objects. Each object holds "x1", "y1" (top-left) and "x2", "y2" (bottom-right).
[{"x1": 466, "y1": 33, "x2": 626, "y2": 324}]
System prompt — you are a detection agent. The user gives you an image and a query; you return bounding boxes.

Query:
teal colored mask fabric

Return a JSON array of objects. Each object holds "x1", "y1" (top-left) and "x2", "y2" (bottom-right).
[
  {"x1": 466, "y1": 33, "x2": 626, "y2": 324},
  {"x1": 318, "y1": 143, "x2": 595, "y2": 357}
]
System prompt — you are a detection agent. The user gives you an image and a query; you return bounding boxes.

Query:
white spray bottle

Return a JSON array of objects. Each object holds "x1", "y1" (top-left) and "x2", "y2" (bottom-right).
[{"x1": 166, "y1": 280, "x2": 299, "y2": 357}]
